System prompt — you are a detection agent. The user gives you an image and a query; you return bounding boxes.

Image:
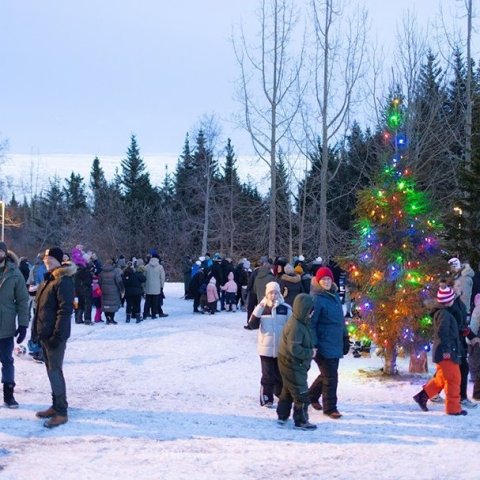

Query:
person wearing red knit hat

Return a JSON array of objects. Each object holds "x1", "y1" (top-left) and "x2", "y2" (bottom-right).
[
  {"x1": 413, "y1": 285, "x2": 468, "y2": 416},
  {"x1": 308, "y1": 266, "x2": 349, "y2": 419}
]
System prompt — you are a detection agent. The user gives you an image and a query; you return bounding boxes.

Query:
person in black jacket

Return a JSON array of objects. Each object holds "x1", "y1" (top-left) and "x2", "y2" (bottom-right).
[
  {"x1": 33, "y1": 247, "x2": 75, "y2": 428},
  {"x1": 413, "y1": 285, "x2": 467, "y2": 416},
  {"x1": 122, "y1": 262, "x2": 146, "y2": 323}
]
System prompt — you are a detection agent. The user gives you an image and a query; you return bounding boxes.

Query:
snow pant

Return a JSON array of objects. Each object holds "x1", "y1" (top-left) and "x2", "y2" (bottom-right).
[
  {"x1": 125, "y1": 294, "x2": 142, "y2": 318},
  {"x1": 469, "y1": 344, "x2": 480, "y2": 399},
  {"x1": 276, "y1": 355, "x2": 311, "y2": 422},
  {"x1": 308, "y1": 354, "x2": 339, "y2": 415},
  {"x1": 207, "y1": 301, "x2": 217, "y2": 313},
  {"x1": 193, "y1": 292, "x2": 202, "y2": 312},
  {"x1": 41, "y1": 339, "x2": 68, "y2": 416},
  {"x1": 225, "y1": 292, "x2": 237, "y2": 310},
  {"x1": 77, "y1": 294, "x2": 92, "y2": 324},
  {"x1": 247, "y1": 292, "x2": 257, "y2": 322},
  {"x1": 259, "y1": 355, "x2": 282, "y2": 404},
  {"x1": 423, "y1": 359, "x2": 461, "y2": 414},
  {"x1": 143, "y1": 294, "x2": 159, "y2": 318},
  {"x1": 459, "y1": 355, "x2": 469, "y2": 401},
  {"x1": 157, "y1": 291, "x2": 165, "y2": 314},
  {"x1": 220, "y1": 289, "x2": 226, "y2": 310},
  {"x1": 0, "y1": 337, "x2": 15, "y2": 384}
]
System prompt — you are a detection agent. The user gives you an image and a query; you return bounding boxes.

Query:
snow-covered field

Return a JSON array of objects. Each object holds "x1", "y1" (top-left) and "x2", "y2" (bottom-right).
[{"x1": 1, "y1": 283, "x2": 479, "y2": 480}]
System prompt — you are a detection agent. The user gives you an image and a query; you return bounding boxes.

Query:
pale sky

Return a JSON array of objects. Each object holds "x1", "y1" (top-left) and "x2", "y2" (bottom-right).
[{"x1": 0, "y1": 0, "x2": 476, "y2": 160}]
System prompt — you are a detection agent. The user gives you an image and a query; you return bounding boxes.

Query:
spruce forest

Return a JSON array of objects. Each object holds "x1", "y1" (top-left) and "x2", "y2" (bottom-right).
[{"x1": 2, "y1": 1, "x2": 479, "y2": 279}]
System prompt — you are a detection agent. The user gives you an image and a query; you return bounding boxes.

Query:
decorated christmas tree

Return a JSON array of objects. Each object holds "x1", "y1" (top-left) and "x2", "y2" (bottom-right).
[{"x1": 344, "y1": 97, "x2": 445, "y2": 375}]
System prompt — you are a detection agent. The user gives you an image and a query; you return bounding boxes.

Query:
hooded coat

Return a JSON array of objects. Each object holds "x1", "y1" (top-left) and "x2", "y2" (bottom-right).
[
  {"x1": 279, "y1": 272, "x2": 304, "y2": 306},
  {"x1": 253, "y1": 266, "x2": 276, "y2": 301},
  {"x1": 99, "y1": 264, "x2": 124, "y2": 313},
  {"x1": 207, "y1": 277, "x2": 219, "y2": 303},
  {"x1": 278, "y1": 293, "x2": 314, "y2": 370},
  {"x1": 33, "y1": 262, "x2": 76, "y2": 342},
  {"x1": 144, "y1": 257, "x2": 165, "y2": 295},
  {"x1": 0, "y1": 251, "x2": 30, "y2": 339},
  {"x1": 454, "y1": 263, "x2": 475, "y2": 313}
]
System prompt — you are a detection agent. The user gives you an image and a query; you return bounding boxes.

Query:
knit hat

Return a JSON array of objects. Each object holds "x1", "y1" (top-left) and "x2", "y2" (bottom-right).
[
  {"x1": 45, "y1": 247, "x2": 64, "y2": 264},
  {"x1": 312, "y1": 256, "x2": 323, "y2": 265},
  {"x1": 284, "y1": 263, "x2": 294, "y2": 275},
  {"x1": 243, "y1": 260, "x2": 251, "y2": 270},
  {"x1": 0, "y1": 241, "x2": 7, "y2": 254},
  {"x1": 195, "y1": 260, "x2": 201, "y2": 266},
  {"x1": 315, "y1": 266, "x2": 334, "y2": 282},
  {"x1": 294, "y1": 264, "x2": 304, "y2": 275},
  {"x1": 265, "y1": 281, "x2": 281, "y2": 294},
  {"x1": 437, "y1": 285, "x2": 455, "y2": 304},
  {"x1": 448, "y1": 257, "x2": 461, "y2": 270}
]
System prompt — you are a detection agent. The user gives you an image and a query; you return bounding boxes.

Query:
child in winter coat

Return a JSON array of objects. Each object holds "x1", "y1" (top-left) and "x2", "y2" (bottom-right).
[
  {"x1": 246, "y1": 281, "x2": 292, "y2": 407},
  {"x1": 92, "y1": 275, "x2": 103, "y2": 322},
  {"x1": 206, "y1": 277, "x2": 219, "y2": 314},
  {"x1": 277, "y1": 293, "x2": 317, "y2": 430},
  {"x1": 221, "y1": 272, "x2": 238, "y2": 311}
]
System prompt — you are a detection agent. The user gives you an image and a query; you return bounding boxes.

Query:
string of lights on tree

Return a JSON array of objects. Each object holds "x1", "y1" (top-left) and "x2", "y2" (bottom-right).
[{"x1": 343, "y1": 97, "x2": 445, "y2": 355}]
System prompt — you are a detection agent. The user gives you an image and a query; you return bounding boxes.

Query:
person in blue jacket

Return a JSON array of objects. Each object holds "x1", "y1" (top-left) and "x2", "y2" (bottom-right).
[{"x1": 308, "y1": 266, "x2": 348, "y2": 419}]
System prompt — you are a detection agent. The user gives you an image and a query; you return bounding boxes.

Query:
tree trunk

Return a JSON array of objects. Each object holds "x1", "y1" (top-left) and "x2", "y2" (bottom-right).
[{"x1": 383, "y1": 345, "x2": 398, "y2": 375}]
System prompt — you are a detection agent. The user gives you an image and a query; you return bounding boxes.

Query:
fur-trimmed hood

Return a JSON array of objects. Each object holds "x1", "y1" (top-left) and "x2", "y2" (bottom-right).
[
  {"x1": 4, "y1": 250, "x2": 20, "y2": 267},
  {"x1": 51, "y1": 261, "x2": 77, "y2": 279},
  {"x1": 310, "y1": 276, "x2": 338, "y2": 295}
]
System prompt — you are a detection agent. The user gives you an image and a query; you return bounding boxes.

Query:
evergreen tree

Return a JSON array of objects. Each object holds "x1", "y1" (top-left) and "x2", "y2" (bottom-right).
[
  {"x1": 344, "y1": 98, "x2": 445, "y2": 375},
  {"x1": 64, "y1": 172, "x2": 88, "y2": 212}
]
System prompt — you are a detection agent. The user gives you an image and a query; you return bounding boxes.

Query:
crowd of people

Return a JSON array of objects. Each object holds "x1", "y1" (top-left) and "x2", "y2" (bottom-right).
[{"x1": 2, "y1": 243, "x2": 480, "y2": 431}]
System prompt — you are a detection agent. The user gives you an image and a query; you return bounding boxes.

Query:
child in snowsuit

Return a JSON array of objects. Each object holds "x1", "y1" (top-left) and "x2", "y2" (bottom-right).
[
  {"x1": 206, "y1": 277, "x2": 219, "y2": 314},
  {"x1": 247, "y1": 281, "x2": 292, "y2": 407},
  {"x1": 413, "y1": 286, "x2": 467, "y2": 415},
  {"x1": 92, "y1": 275, "x2": 103, "y2": 322},
  {"x1": 221, "y1": 272, "x2": 238, "y2": 311},
  {"x1": 277, "y1": 293, "x2": 317, "y2": 430}
]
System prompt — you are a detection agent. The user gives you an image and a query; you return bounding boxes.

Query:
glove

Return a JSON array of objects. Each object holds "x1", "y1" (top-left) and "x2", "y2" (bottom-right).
[
  {"x1": 470, "y1": 337, "x2": 480, "y2": 346},
  {"x1": 47, "y1": 335, "x2": 61, "y2": 350},
  {"x1": 343, "y1": 335, "x2": 351, "y2": 355},
  {"x1": 15, "y1": 326, "x2": 27, "y2": 344},
  {"x1": 462, "y1": 326, "x2": 471, "y2": 337},
  {"x1": 442, "y1": 352, "x2": 451, "y2": 360}
]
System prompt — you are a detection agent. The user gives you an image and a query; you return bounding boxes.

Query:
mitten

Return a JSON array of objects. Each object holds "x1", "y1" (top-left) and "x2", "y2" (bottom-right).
[
  {"x1": 15, "y1": 326, "x2": 27, "y2": 344},
  {"x1": 442, "y1": 352, "x2": 451, "y2": 360},
  {"x1": 343, "y1": 335, "x2": 350, "y2": 355}
]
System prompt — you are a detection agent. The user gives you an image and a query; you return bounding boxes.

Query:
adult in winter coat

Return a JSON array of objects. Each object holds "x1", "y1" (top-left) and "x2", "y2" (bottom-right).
[
  {"x1": 182, "y1": 255, "x2": 193, "y2": 299},
  {"x1": 33, "y1": 247, "x2": 75, "y2": 427},
  {"x1": 308, "y1": 266, "x2": 348, "y2": 419},
  {"x1": 247, "y1": 281, "x2": 292, "y2": 407},
  {"x1": 277, "y1": 293, "x2": 317, "y2": 430},
  {"x1": 413, "y1": 286, "x2": 467, "y2": 416},
  {"x1": 122, "y1": 262, "x2": 146, "y2": 323},
  {"x1": 143, "y1": 255, "x2": 166, "y2": 319},
  {"x1": 189, "y1": 265, "x2": 206, "y2": 313},
  {"x1": 71, "y1": 247, "x2": 93, "y2": 325},
  {"x1": 449, "y1": 257, "x2": 475, "y2": 314},
  {"x1": 279, "y1": 263, "x2": 304, "y2": 307},
  {"x1": 99, "y1": 259, "x2": 124, "y2": 324},
  {"x1": 0, "y1": 241, "x2": 29, "y2": 408},
  {"x1": 468, "y1": 294, "x2": 480, "y2": 400}
]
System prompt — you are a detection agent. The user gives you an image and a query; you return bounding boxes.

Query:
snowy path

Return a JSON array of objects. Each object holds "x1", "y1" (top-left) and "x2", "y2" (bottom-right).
[{"x1": 1, "y1": 283, "x2": 479, "y2": 480}]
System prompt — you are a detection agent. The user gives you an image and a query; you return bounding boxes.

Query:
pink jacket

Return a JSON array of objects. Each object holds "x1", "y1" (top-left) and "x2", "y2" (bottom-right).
[
  {"x1": 207, "y1": 278, "x2": 219, "y2": 303},
  {"x1": 221, "y1": 272, "x2": 238, "y2": 294}
]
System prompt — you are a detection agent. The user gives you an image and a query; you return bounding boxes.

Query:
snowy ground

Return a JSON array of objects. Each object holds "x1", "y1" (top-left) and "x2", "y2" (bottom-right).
[{"x1": 1, "y1": 283, "x2": 479, "y2": 480}]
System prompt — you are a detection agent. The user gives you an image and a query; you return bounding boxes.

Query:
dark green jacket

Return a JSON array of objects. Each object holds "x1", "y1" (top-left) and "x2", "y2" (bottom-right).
[
  {"x1": 278, "y1": 293, "x2": 314, "y2": 371},
  {"x1": 0, "y1": 251, "x2": 29, "y2": 339}
]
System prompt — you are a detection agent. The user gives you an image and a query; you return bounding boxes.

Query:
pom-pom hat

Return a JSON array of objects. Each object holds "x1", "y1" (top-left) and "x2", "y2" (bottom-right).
[
  {"x1": 45, "y1": 247, "x2": 64, "y2": 264},
  {"x1": 448, "y1": 258, "x2": 461, "y2": 270},
  {"x1": 437, "y1": 286, "x2": 455, "y2": 304},
  {"x1": 265, "y1": 281, "x2": 281, "y2": 294}
]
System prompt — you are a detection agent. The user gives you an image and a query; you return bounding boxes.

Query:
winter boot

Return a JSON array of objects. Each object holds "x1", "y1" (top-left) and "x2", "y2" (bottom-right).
[
  {"x1": 293, "y1": 404, "x2": 317, "y2": 430},
  {"x1": 43, "y1": 414, "x2": 68, "y2": 428},
  {"x1": 413, "y1": 389, "x2": 429, "y2": 412},
  {"x1": 3, "y1": 383, "x2": 19, "y2": 409},
  {"x1": 126, "y1": 313, "x2": 131, "y2": 323},
  {"x1": 36, "y1": 406, "x2": 57, "y2": 418},
  {"x1": 135, "y1": 314, "x2": 143, "y2": 324},
  {"x1": 74, "y1": 309, "x2": 84, "y2": 324}
]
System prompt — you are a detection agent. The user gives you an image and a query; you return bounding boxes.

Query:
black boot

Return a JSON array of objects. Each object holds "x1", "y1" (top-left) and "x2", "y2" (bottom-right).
[
  {"x1": 293, "y1": 403, "x2": 317, "y2": 430},
  {"x1": 75, "y1": 309, "x2": 84, "y2": 324},
  {"x1": 413, "y1": 389, "x2": 429, "y2": 412},
  {"x1": 126, "y1": 313, "x2": 131, "y2": 323},
  {"x1": 3, "y1": 383, "x2": 19, "y2": 409},
  {"x1": 135, "y1": 314, "x2": 143, "y2": 324}
]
